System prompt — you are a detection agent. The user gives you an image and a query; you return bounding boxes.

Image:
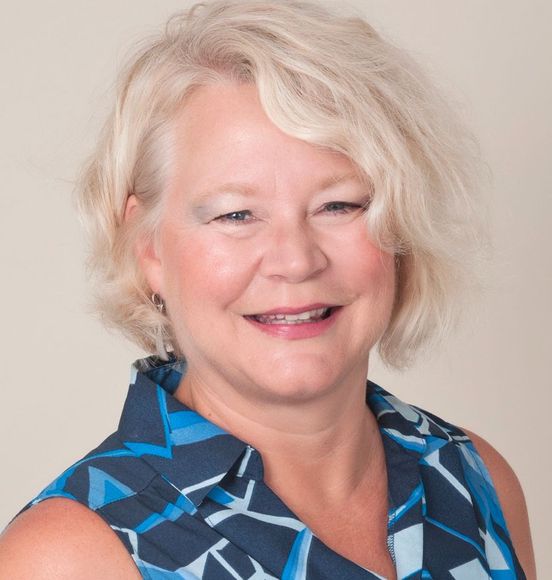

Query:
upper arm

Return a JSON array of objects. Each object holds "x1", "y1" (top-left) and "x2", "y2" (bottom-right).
[
  {"x1": 462, "y1": 428, "x2": 537, "y2": 580},
  {"x1": 0, "y1": 498, "x2": 141, "y2": 579}
]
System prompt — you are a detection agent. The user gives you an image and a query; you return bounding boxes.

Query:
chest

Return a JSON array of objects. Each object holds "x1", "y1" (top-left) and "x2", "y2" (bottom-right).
[
  {"x1": 315, "y1": 527, "x2": 396, "y2": 579},
  {"x1": 303, "y1": 493, "x2": 397, "y2": 579},
  {"x1": 287, "y1": 452, "x2": 397, "y2": 578}
]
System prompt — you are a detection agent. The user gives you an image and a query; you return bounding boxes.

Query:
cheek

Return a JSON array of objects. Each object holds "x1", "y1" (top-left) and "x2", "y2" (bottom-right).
[
  {"x1": 340, "y1": 227, "x2": 395, "y2": 288},
  {"x1": 161, "y1": 228, "x2": 256, "y2": 307},
  {"x1": 349, "y1": 239, "x2": 396, "y2": 312}
]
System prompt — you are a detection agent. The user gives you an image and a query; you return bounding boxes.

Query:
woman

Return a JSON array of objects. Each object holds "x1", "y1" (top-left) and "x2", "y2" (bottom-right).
[{"x1": 0, "y1": 1, "x2": 535, "y2": 578}]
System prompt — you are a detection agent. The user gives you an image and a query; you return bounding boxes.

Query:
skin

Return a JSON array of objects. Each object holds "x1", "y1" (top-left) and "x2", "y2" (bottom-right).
[
  {"x1": 463, "y1": 429, "x2": 537, "y2": 579},
  {"x1": 137, "y1": 83, "x2": 397, "y2": 511},
  {"x1": 0, "y1": 83, "x2": 536, "y2": 578}
]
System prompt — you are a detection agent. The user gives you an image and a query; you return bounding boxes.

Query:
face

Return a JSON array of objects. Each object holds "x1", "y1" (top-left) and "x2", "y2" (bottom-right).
[{"x1": 138, "y1": 83, "x2": 396, "y2": 404}]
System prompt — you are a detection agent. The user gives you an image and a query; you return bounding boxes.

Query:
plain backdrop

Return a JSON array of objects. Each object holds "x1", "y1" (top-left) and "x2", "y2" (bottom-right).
[{"x1": 1, "y1": 0, "x2": 550, "y2": 575}]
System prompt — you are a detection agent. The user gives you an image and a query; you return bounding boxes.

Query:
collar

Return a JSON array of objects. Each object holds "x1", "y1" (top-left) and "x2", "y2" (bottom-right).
[
  {"x1": 118, "y1": 355, "x2": 260, "y2": 510},
  {"x1": 117, "y1": 356, "x2": 452, "y2": 509}
]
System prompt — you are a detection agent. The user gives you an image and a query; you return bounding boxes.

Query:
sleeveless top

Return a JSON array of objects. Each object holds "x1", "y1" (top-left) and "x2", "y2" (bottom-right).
[{"x1": 21, "y1": 356, "x2": 525, "y2": 579}]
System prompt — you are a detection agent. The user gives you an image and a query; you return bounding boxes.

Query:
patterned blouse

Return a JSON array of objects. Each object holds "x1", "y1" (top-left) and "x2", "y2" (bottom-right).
[{"x1": 22, "y1": 356, "x2": 525, "y2": 579}]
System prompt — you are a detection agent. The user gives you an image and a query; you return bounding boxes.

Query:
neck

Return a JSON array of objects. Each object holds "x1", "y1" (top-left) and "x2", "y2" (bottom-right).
[{"x1": 175, "y1": 364, "x2": 382, "y2": 507}]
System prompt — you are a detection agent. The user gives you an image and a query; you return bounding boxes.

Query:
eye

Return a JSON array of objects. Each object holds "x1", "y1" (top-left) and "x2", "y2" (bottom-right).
[
  {"x1": 320, "y1": 201, "x2": 365, "y2": 215},
  {"x1": 213, "y1": 210, "x2": 255, "y2": 224}
]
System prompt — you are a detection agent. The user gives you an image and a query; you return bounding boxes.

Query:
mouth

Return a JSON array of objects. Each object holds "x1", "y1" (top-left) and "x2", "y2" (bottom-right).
[{"x1": 245, "y1": 306, "x2": 338, "y2": 325}]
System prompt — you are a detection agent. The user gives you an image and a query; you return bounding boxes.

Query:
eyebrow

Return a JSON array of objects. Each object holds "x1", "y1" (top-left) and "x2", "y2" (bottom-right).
[
  {"x1": 194, "y1": 183, "x2": 257, "y2": 202},
  {"x1": 194, "y1": 172, "x2": 363, "y2": 202},
  {"x1": 315, "y1": 172, "x2": 362, "y2": 192}
]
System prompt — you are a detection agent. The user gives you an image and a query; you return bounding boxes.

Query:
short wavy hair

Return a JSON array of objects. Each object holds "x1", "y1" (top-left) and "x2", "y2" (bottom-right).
[{"x1": 78, "y1": 0, "x2": 486, "y2": 369}]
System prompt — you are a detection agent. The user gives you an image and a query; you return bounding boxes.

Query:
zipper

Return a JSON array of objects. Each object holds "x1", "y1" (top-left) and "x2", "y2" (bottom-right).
[
  {"x1": 387, "y1": 487, "x2": 397, "y2": 566},
  {"x1": 387, "y1": 529, "x2": 396, "y2": 565}
]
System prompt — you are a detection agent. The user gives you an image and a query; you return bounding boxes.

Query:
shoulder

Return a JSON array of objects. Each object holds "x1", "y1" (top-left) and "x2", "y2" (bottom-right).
[
  {"x1": 0, "y1": 498, "x2": 141, "y2": 579},
  {"x1": 461, "y1": 428, "x2": 537, "y2": 580}
]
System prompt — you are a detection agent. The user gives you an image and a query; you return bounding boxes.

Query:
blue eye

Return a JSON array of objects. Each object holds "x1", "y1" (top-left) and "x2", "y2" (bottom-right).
[
  {"x1": 322, "y1": 202, "x2": 364, "y2": 214},
  {"x1": 215, "y1": 210, "x2": 253, "y2": 223}
]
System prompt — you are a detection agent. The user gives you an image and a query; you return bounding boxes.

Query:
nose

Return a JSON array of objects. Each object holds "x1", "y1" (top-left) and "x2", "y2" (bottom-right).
[{"x1": 259, "y1": 222, "x2": 329, "y2": 283}]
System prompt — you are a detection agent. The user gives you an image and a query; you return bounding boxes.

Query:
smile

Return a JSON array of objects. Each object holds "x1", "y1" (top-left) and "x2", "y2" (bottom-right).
[
  {"x1": 243, "y1": 304, "x2": 342, "y2": 339},
  {"x1": 250, "y1": 307, "x2": 332, "y2": 325}
]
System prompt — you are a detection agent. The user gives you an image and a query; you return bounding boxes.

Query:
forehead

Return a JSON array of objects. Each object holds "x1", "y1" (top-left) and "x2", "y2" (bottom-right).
[{"x1": 169, "y1": 83, "x2": 358, "y2": 194}]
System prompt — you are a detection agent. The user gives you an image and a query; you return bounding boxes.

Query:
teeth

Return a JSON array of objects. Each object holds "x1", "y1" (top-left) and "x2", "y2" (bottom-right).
[{"x1": 254, "y1": 307, "x2": 330, "y2": 325}]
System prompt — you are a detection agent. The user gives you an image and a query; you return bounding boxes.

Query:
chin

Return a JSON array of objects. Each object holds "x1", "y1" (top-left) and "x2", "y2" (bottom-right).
[{"x1": 246, "y1": 358, "x2": 346, "y2": 404}]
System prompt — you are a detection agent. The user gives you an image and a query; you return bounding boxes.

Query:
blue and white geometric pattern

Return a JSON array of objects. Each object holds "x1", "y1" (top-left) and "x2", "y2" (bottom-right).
[{"x1": 20, "y1": 356, "x2": 526, "y2": 579}]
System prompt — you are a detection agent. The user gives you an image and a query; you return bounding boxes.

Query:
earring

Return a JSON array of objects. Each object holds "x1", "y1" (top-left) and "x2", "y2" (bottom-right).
[{"x1": 151, "y1": 293, "x2": 165, "y2": 313}]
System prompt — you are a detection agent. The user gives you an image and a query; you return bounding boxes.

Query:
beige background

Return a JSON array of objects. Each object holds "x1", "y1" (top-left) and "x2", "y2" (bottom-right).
[{"x1": 1, "y1": 0, "x2": 550, "y2": 575}]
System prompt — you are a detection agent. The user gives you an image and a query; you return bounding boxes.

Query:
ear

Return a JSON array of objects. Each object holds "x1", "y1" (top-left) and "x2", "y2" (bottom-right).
[{"x1": 124, "y1": 194, "x2": 164, "y2": 296}]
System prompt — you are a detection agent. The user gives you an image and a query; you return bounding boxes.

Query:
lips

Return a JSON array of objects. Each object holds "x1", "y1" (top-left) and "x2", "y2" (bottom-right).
[
  {"x1": 245, "y1": 305, "x2": 338, "y2": 325},
  {"x1": 243, "y1": 304, "x2": 342, "y2": 339}
]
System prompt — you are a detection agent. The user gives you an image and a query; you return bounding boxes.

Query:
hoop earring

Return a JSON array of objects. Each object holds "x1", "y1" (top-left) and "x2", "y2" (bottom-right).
[{"x1": 151, "y1": 293, "x2": 165, "y2": 314}]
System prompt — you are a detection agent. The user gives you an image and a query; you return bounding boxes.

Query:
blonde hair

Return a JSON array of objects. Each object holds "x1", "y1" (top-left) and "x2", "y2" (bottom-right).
[{"x1": 79, "y1": 0, "x2": 486, "y2": 369}]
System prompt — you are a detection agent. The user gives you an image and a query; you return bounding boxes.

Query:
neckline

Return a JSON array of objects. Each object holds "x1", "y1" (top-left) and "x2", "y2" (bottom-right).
[{"x1": 119, "y1": 356, "x2": 447, "y2": 513}]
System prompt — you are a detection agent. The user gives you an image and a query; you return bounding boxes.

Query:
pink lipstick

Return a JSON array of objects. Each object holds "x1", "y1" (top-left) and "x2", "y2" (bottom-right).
[{"x1": 244, "y1": 304, "x2": 342, "y2": 339}]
